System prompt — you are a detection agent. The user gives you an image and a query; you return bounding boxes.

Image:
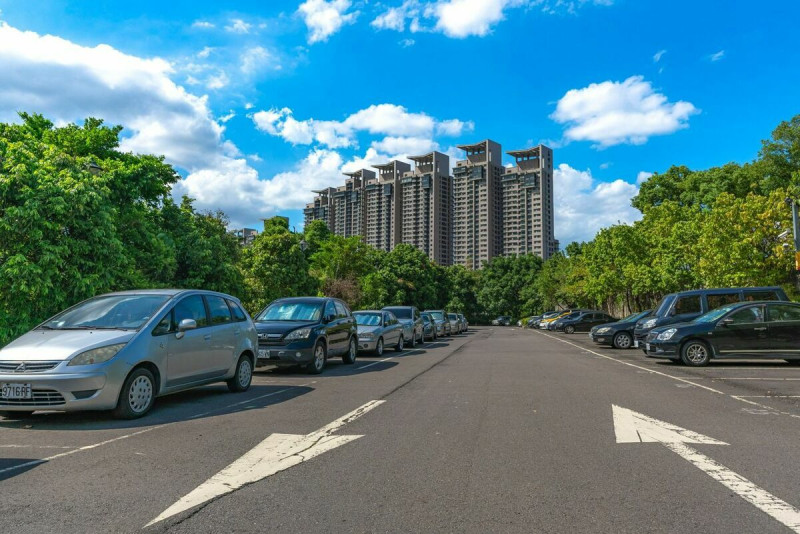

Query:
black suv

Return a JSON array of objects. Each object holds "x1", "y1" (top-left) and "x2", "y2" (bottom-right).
[
  {"x1": 254, "y1": 297, "x2": 357, "y2": 374},
  {"x1": 633, "y1": 287, "x2": 789, "y2": 350}
]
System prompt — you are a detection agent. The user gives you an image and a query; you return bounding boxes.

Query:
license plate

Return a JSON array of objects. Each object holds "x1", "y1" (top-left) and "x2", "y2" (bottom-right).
[
  {"x1": 633, "y1": 340, "x2": 639, "y2": 348},
  {"x1": 258, "y1": 349, "x2": 268, "y2": 359},
  {"x1": 646, "y1": 343, "x2": 651, "y2": 351},
  {"x1": 1, "y1": 383, "x2": 32, "y2": 400}
]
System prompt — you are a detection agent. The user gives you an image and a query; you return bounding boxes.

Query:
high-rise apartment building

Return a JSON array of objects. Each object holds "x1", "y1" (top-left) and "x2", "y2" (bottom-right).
[
  {"x1": 400, "y1": 151, "x2": 452, "y2": 265},
  {"x1": 331, "y1": 169, "x2": 374, "y2": 238},
  {"x1": 502, "y1": 145, "x2": 558, "y2": 259},
  {"x1": 452, "y1": 140, "x2": 504, "y2": 269},
  {"x1": 303, "y1": 187, "x2": 335, "y2": 229},
  {"x1": 364, "y1": 160, "x2": 410, "y2": 252}
]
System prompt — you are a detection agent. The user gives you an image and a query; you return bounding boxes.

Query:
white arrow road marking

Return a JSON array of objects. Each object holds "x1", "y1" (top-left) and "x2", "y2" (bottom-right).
[
  {"x1": 146, "y1": 400, "x2": 385, "y2": 527},
  {"x1": 613, "y1": 405, "x2": 800, "y2": 532}
]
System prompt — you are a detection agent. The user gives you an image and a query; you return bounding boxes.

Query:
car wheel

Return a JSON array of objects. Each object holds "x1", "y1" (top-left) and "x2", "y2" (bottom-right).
[
  {"x1": 307, "y1": 341, "x2": 327, "y2": 374},
  {"x1": 681, "y1": 340, "x2": 711, "y2": 367},
  {"x1": 113, "y1": 367, "x2": 156, "y2": 419},
  {"x1": 375, "y1": 337, "x2": 384, "y2": 356},
  {"x1": 0, "y1": 411, "x2": 34, "y2": 419},
  {"x1": 395, "y1": 335, "x2": 404, "y2": 352},
  {"x1": 409, "y1": 330, "x2": 416, "y2": 348},
  {"x1": 612, "y1": 332, "x2": 633, "y2": 349},
  {"x1": 565, "y1": 325, "x2": 575, "y2": 334},
  {"x1": 227, "y1": 355, "x2": 253, "y2": 392},
  {"x1": 342, "y1": 337, "x2": 357, "y2": 364}
]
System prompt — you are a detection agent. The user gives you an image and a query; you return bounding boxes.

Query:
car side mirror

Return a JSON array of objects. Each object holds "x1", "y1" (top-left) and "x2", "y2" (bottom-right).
[
  {"x1": 719, "y1": 318, "x2": 733, "y2": 327},
  {"x1": 323, "y1": 314, "x2": 335, "y2": 324},
  {"x1": 176, "y1": 318, "x2": 196, "y2": 339}
]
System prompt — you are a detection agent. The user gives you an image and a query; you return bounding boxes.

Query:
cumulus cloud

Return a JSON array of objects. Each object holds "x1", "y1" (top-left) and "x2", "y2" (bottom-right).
[
  {"x1": 636, "y1": 171, "x2": 653, "y2": 184},
  {"x1": 554, "y1": 163, "x2": 641, "y2": 244},
  {"x1": 252, "y1": 103, "x2": 471, "y2": 149},
  {"x1": 551, "y1": 75, "x2": 699, "y2": 148},
  {"x1": 371, "y1": 0, "x2": 613, "y2": 38},
  {"x1": 297, "y1": 0, "x2": 358, "y2": 43},
  {"x1": 240, "y1": 46, "x2": 277, "y2": 74},
  {"x1": 192, "y1": 20, "x2": 215, "y2": 29},
  {"x1": 370, "y1": 136, "x2": 438, "y2": 155},
  {"x1": 225, "y1": 18, "x2": 252, "y2": 34}
]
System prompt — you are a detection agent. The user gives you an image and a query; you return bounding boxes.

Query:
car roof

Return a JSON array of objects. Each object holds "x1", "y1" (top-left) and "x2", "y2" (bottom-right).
[
  {"x1": 354, "y1": 310, "x2": 384, "y2": 314},
  {"x1": 273, "y1": 296, "x2": 328, "y2": 303},
  {"x1": 383, "y1": 305, "x2": 414, "y2": 309},
  {"x1": 663, "y1": 286, "x2": 784, "y2": 298},
  {"x1": 102, "y1": 289, "x2": 239, "y2": 300}
]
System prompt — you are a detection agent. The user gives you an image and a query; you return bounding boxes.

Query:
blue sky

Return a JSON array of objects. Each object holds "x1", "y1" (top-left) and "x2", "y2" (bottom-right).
[{"x1": 1, "y1": 0, "x2": 798, "y2": 244}]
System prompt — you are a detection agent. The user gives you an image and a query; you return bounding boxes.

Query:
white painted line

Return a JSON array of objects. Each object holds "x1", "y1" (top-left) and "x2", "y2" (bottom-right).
[
  {"x1": 612, "y1": 405, "x2": 727, "y2": 444},
  {"x1": 357, "y1": 356, "x2": 394, "y2": 370},
  {"x1": 147, "y1": 400, "x2": 386, "y2": 527},
  {"x1": 712, "y1": 378, "x2": 800, "y2": 381},
  {"x1": 0, "y1": 444, "x2": 77, "y2": 450},
  {"x1": 735, "y1": 396, "x2": 800, "y2": 398},
  {"x1": 613, "y1": 405, "x2": 800, "y2": 532},
  {"x1": 664, "y1": 442, "x2": 800, "y2": 532}
]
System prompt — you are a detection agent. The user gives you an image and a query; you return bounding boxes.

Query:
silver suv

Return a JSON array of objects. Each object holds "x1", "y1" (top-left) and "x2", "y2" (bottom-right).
[
  {"x1": 382, "y1": 306, "x2": 424, "y2": 347},
  {"x1": 0, "y1": 290, "x2": 258, "y2": 419}
]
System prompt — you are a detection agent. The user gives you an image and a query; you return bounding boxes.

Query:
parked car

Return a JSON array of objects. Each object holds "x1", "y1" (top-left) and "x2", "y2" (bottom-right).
[
  {"x1": 547, "y1": 310, "x2": 590, "y2": 331},
  {"x1": 421, "y1": 312, "x2": 438, "y2": 340},
  {"x1": 382, "y1": 306, "x2": 424, "y2": 347},
  {"x1": 254, "y1": 297, "x2": 357, "y2": 375},
  {"x1": 644, "y1": 301, "x2": 800, "y2": 366},
  {"x1": 353, "y1": 310, "x2": 404, "y2": 356},
  {"x1": 425, "y1": 310, "x2": 451, "y2": 336},
  {"x1": 557, "y1": 310, "x2": 617, "y2": 334},
  {"x1": 0, "y1": 290, "x2": 257, "y2": 419},
  {"x1": 539, "y1": 311, "x2": 572, "y2": 329},
  {"x1": 458, "y1": 314, "x2": 469, "y2": 332},
  {"x1": 590, "y1": 310, "x2": 652, "y2": 349},
  {"x1": 492, "y1": 316, "x2": 512, "y2": 326},
  {"x1": 526, "y1": 316, "x2": 542, "y2": 328},
  {"x1": 448, "y1": 313, "x2": 462, "y2": 334},
  {"x1": 633, "y1": 287, "x2": 789, "y2": 349}
]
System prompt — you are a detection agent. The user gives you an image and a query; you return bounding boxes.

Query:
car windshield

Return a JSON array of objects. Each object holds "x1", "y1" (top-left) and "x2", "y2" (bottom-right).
[
  {"x1": 428, "y1": 311, "x2": 444, "y2": 320},
  {"x1": 622, "y1": 310, "x2": 649, "y2": 322},
  {"x1": 448, "y1": 314, "x2": 458, "y2": 319},
  {"x1": 354, "y1": 313, "x2": 382, "y2": 326},
  {"x1": 385, "y1": 307, "x2": 411, "y2": 319},
  {"x1": 257, "y1": 301, "x2": 322, "y2": 322},
  {"x1": 422, "y1": 315, "x2": 431, "y2": 323},
  {"x1": 654, "y1": 295, "x2": 675, "y2": 317},
  {"x1": 41, "y1": 294, "x2": 170, "y2": 331},
  {"x1": 693, "y1": 304, "x2": 739, "y2": 324}
]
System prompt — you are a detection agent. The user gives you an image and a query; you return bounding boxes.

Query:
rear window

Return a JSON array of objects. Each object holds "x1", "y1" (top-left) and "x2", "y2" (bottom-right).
[
  {"x1": 768, "y1": 304, "x2": 800, "y2": 322},
  {"x1": 206, "y1": 296, "x2": 232, "y2": 325},
  {"x1": 673, "y1": 295, "x2": 702, "y2": 315},
  {"x1": 227, "y1": 300, "x2": 248, "y2": 322},
  {"x1": 386, "y1": 307, "x2": 412, "y2": 319},
  {"x1": 707, "y1": 292, "x2": 741, "y2": 310},
  {"x1": 745, "y1": 290, "x2": 780, "y2": 301}
]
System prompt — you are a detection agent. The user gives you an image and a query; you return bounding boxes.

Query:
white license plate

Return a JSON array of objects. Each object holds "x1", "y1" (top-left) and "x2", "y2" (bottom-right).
[
  {"x1": 633, "y1": 340, "x2": 639, "y2": 348},
  {"x1": 1, "y1": 383, "x2": 32, "y2": 400},
  {"x1": 258, "y1": 349, "x2": 268, "y2": 359},
  {"x1": 646, "y1": 343, "x2": 651, "y2": 351}
]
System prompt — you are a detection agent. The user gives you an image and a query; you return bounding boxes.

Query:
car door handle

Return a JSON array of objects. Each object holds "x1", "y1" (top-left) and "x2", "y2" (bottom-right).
[{"x1": 204, "y1": 334, "x2": 212, "y2": 341}]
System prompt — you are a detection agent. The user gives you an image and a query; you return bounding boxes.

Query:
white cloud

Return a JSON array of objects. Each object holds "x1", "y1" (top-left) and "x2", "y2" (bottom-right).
[
  {"x1": 206, "y1": 71, "x2": 229, "y2": 89},
  {"x1": 399, "y1": 38, "x2": 416, "y2": 47},
  {"x1": 653, "y1": 49, "x2": 666, "y2": 62},
  {"x1": 192, "y1": 20, "x2": 215, "y2": 29},
  {"x1": 225, "y1": 18, "x2": 252, "y2": 34},
  {"x1": 636, "y1": 171, "x2": 653, "y2": 184},
  {"x1": 551, "y1": 75, "x2": 699, "y2": 148},
  {"x1": 433, "y1": 0, "x2": 516, "y2": 38},
  {"x1": 370, "y1": 136, "x2": 438, "y2": 155},
  {"x1": 372, "y1": 4, "x2": 410, "y2": 31},
  {"x1": 710, "y1": 50, "x2": 725, "y2": 62},
  {"x1": 240, "y1": 46, "x2": 277, "y2": 74},
  {"x1": 554, "y1": 163, "x2": 641, "y2": 244},
  {"x1": 252, "y1": 103, "x2": 471, "y2": 149},
  {"x1": 599, "y1": 162, "x2": 611, "y2": 169},
  {"x1": 197, "y1": 46, "x2": 214, "y2": 59},
  {"x1": 219, "y1": 111, "x2": 236, "y2": 123},
  {"x1": 297, "y1": 0, "x2": 358, "y2": 43}
]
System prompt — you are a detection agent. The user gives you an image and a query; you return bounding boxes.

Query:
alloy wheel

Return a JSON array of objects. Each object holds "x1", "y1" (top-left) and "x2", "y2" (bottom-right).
[{"x1": 314, "y1": 344, "x2": 326, "y2": 371}]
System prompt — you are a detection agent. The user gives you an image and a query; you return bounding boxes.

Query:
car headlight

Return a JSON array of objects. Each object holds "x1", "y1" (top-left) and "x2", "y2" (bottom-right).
[
  {"x1": 596, "y1": 327, "x2": 611, "y2": 334},
  {"x1": 284, "y1": 328, "x2": 312, "y2": 341},
  {"x1": 657, "y1": 328, "x2": 678, "y2": 341},
  {"x1": 642, "y1": 319, "x2": 657, "y2": 329},
  {"x1": 359, "y1": 332, "x2": 374, "y2": 340},
  {"x1": 68, "y1": 343, "x2": 127, "y2": 366}
]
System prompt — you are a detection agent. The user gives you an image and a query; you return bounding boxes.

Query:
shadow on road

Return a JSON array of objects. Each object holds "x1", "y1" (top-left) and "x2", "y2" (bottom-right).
[
  {"x1": 0, "y1": 384, "x2": 312, "y2": 432},
  {"x1": 0, "y1": 458, "x2": 42, "y2": 482}
]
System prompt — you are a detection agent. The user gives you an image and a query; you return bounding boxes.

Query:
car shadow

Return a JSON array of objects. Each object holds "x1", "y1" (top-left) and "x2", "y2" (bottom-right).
[
  {"x1": 0, "y1": 384, "x2": 312, "y2": 432},
  {"x1": 0, "y1": 458, "x2": 42, "y2": 482}
]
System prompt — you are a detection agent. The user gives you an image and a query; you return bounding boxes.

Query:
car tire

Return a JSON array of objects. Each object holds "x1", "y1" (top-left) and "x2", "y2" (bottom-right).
[
  {"x1": 681, "y1": 340, "x2": 711, "y2": 367},
  {"x1": 565, "y1": 325, "x2": 575, "y2": 334},
  {"x1": 395, "y1": 335, "x2": 404, "y2": 352},
  {"x1": 612, "y1": 332, "x2": 633, "y2": 349},
  {"x1": 307, "y1": 341, "x2": 327, "y2": 374},
  {"x1": 375, "y1": 337, "x2": 384, "y2": 356},
  {"x1": 113, "y1": 367, "x2": 156, "y2": 419},
  {"x1": 227, "y1": 355, "x2": 253, "y2": 392},
  {"x1": 409, "y1": 330, "x2": 416, "y2": 348},
  {"x1": 0, "y1": 411, "x2": 33, "y2": 419},
  {"x1": 342, "y1": 337, "x2": 357, "y2": 364}
]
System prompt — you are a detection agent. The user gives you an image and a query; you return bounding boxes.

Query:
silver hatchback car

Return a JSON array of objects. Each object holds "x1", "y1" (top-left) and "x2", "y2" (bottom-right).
[{"x1": 0, "y1": 290, "x2": 258, "y2": 419}]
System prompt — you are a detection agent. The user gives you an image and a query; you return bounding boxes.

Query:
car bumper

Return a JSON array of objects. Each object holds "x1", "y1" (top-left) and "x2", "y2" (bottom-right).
[
  {"x1": 644, "y1": 341, "x2": 679, "y2": 359},
  {"x1": 0, "y1": 368, "x2": 119, "y2": 412},
  {"x1": 357, "y1": 338, "x2": 379, "y2": 352},
  {"x1": 591, "y1": 334, "x2": 613, "y2": 344},
  {"x1": 257, "y1": 341, "x2": 315, "y2": 366}
]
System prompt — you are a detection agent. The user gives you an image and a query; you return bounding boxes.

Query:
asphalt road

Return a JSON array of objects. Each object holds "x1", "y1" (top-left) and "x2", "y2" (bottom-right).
[{"x1": 3, "y1": 327, "x2": 800, "y2": 533}]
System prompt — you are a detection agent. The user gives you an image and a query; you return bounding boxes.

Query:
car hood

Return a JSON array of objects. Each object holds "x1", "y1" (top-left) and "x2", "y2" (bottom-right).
[
  {"x1": 357, "y1": 325, "x2": 381, "y2": 334},
  {"x1": 650, "y1": 321, "x2": 701, "y2": 335},
  {"x1": 0, "y1": 329, "x2": 136, "y2": 361},
  {"x1": 255, "y1": 321, "x2": 316, "y2": 335},
  {"x1": 396, "y1": 318, "x2": 414, "y2": 325}
]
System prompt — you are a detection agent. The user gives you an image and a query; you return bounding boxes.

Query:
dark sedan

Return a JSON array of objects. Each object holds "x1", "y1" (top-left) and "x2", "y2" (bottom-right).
[
  {"x1": 590, "y1": 310, "x2": 652, "y2": 349},
  {"x1": 556, "y1": 310, "x2": 617, "y2": 334},
  {"x1": 644, "y1": 301, "x2": 800, "y2": 366}
]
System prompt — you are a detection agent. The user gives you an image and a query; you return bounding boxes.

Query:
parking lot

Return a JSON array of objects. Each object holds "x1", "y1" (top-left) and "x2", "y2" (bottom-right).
[{"x1": 3, "y1": 326, "x2": 800, "y2": 533}]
